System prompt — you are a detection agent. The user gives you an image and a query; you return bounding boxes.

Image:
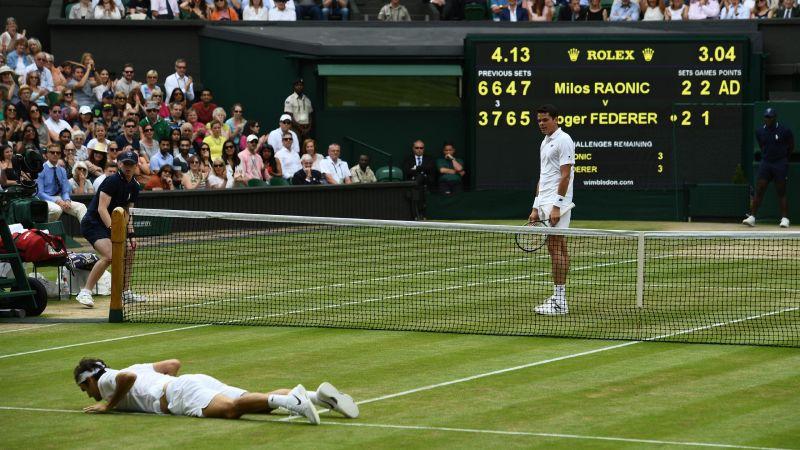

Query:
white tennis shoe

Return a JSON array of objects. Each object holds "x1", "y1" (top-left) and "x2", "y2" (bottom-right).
[
  {"x1": 779, "y1": 217, "x2": 790, "y2": 228},
  {"x1": 742, "y1": 215, "x2": 756, "y2": 227},
  {"x1": 534, "y1": 296, "x2": 568, "y2": 315},
  {"x1": 76, "y1": 290, "x2": 94, "y2": 308},
  {"x1": 122, "y1": 290, "x2": 147, "y2": 303},
  {"x1": 315, "y1": 382, "x2": 359, "y2": 419},
  {"x1": 287, "y1": 384, "x2": 320, "y2": 425}
]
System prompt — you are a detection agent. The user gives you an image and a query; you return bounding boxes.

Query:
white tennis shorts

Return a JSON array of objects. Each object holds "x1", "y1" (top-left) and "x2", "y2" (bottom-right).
[
  {"x1": 537, "y1": 204, "x2": 571, "y2": 229},
  {"x1": 165, "y1": 374, "x2": 247, "y2": 417}
]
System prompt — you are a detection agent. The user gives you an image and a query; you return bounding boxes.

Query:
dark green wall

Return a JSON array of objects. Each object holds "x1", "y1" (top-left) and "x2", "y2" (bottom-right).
[
  {"x1": 199, "y1": 37, "x2": 464, "y2": 168},
  {"x1": 199, "y1": 38, "x2": 301, "y2": 131}
]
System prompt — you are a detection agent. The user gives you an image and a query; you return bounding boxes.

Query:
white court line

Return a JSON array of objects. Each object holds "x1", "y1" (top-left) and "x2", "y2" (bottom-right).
[
  {"x1": 0, "y1": 406, "x2": 789, "y2": 450},
  {"x1": 281, "y1": 305, "x2": 799, "y2": 422},
  {"x1": 0, "y1": 324, "x2": 209, "y2": 360},
  {"x1": 0, "y1": 324, "x2": 60, "y2": 334},
  {"x1": 313, "y1": 422, "x2": 793, "y2": 450}
]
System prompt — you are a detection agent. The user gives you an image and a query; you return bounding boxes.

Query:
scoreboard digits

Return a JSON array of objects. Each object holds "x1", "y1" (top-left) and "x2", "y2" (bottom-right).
[{"x1": 468, "y1": 37, "x2": 749, "y2": 190}]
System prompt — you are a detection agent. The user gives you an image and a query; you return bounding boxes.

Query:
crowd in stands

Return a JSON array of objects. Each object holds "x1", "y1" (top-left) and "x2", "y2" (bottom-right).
[
  {"x1": 63, "y1": 0, "x2": 351, "y2": 21},
  {"x1": 0, "y1": 14, "x2": 468, "y2": 224}
]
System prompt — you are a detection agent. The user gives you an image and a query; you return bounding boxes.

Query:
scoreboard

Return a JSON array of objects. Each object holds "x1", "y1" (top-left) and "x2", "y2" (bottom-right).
[{"x1": 465, "y1": 36, "x2": 751, "y2": 191}]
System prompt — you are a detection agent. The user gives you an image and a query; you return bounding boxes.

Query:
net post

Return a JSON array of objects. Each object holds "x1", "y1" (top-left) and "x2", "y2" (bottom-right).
[
  {"x1": 636, "y1": 232, "x2": 645, "y2": 309},
  {"x1": 108, "y1": 207, "x2": 128, "y2": 323}
]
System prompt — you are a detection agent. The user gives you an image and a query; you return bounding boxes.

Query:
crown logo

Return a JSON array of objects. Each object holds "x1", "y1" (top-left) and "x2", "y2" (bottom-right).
[
  {"x1": 567, "y1": 48, "x2": 580, "y2": 62},
  {"x1": 642, "y1": 48, "x2": 654, "y2": 62}
]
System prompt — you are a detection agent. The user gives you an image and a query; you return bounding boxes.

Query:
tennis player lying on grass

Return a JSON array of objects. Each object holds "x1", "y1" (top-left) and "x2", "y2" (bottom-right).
[{"x1": 74, "y1": 357, "x2": 358, "y2": 425}]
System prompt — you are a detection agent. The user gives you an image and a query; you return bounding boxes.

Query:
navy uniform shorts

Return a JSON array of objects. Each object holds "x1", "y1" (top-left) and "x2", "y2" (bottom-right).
[
  {"x1": 80, "y1": 218, "x2": 111, "y2": 246},
  {"x1": 757, "y1": 160, "x2": 788, "y2": 182}
]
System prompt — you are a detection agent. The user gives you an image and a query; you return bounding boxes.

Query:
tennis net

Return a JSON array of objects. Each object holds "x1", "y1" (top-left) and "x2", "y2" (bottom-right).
[{"x1": 120, "y1": 208, "x2": 800, "y2": 347}]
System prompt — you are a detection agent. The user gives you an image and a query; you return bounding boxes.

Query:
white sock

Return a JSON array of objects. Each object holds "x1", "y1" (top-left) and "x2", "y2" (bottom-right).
[
  {"x1": 553, "y1": 285, "x2": 566, "y2": 301},
  {"x1": 267, "y1": 394, "x2": 292, "y2": 409},
  {"x1": 80, "y1": 288, "x2": 91, "y2": 295}
]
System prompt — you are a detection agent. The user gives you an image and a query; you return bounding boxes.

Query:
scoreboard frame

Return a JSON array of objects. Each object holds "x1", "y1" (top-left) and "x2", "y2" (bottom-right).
[{"x1": 464, "y1": 34, "x2": 757, "y2": 195}]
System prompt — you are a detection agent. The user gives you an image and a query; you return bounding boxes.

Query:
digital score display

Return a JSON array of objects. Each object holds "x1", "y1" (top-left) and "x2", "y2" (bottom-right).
[{"x1": 466, "y1": 37, "x2": 750, "y2": 190}]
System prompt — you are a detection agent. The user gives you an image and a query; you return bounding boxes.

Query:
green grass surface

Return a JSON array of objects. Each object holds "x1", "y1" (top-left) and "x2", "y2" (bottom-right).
[
  {"x1": 1, "y1": 325, "x2": 798, "y2": 449},
  {"x1": 1, "y1": 218, "x2": 798, "y2": 449}
]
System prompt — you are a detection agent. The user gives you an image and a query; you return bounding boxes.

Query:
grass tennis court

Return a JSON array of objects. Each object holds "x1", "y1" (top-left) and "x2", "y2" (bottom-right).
[{"x1": 0, "y1": 219, "x2": 798, "y2": 449}]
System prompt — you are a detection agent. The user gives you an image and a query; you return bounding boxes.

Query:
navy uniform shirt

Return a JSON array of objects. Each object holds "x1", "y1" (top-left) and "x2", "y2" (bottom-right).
[
  {"x1": 84, "y1": 172, "x2": 140, "y2": 227},
  {"x1": 756, "y1": 123, "x2": 794, "y2": 163}
]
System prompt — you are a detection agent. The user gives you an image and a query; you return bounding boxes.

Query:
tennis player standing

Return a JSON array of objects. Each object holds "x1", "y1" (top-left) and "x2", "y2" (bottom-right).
[{"x1": 530, "y1": 104, "x2": 575, "y2": 315}]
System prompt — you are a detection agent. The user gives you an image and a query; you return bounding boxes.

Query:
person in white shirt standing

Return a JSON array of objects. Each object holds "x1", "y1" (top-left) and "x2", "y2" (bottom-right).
[
  {"x1": 74, "y1": 357, "x2": 359, "y2": 424},
  {"x1": 284, "y1": 78, "x2": 313, "y2": 142},
  {"x1": 320, "y1": 143, "x2": 352, "y2": 185},
  {"x1": 530, "y1": 104, "x2": 575, "y2": 316},
  {"x1": 163, "y1": 58, "x2": 194, "y2": 102}
]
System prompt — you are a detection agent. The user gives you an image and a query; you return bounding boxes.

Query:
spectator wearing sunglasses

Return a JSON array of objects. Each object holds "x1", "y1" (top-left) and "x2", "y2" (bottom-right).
[
  {"x1": 267, "y1": 114, "x2": 299, "y2": 155},
  {"x1": 37, "y1": 143, "x2": 88, "y2": 222}
]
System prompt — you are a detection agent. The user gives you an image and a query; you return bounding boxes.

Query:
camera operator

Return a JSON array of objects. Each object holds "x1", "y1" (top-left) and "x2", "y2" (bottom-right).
[{"x1": 36, "y1": 143, "x2": 87, "y2": 223}]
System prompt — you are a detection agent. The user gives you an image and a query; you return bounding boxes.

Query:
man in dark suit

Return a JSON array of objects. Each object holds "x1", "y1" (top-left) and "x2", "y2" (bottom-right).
[
  {"x1": 775, "y1": 0, "x2": 800, "y2": 18},
  {"x1": 558, "y1": 0, "x2": 588, "y2": 20},
  {"x1": 498, "y1": 0, "x2": 530, "y2": 20},
  {"x1": 402, "y1": 139, "x2": 436, "y2": 219}
]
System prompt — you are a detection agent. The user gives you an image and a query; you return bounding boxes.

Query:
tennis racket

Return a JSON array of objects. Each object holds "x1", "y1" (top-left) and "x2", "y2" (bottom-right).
[{"x1": 515, "y1": 203, "x2": 575, "y2": 253}]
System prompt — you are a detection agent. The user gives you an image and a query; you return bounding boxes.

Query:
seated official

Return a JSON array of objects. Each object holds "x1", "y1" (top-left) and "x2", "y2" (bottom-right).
[
  {"x1": 37, "y1": 143, "x2": 88, "y2": 222},
  {"x1": 436, "y1": 142, "x2": 466, "y2": 195},
  {"x1": 292, "y1": 154, "x2": 324, "y2": 185}
]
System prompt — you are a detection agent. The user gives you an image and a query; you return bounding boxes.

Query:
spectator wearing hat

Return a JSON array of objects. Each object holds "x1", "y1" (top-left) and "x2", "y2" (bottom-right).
[
  {"x1": 284, "y1": 79, "x2": 313, "y2": 142},
  {"x1": 267, "y1": 114, "x2": 299, "y2": 155},
  {"x1": 140, "y1": 101, "x2": 170, "y2": 142},
  {"x1": 269, "y1": 0, "x2": 299, "y2": 19},
  {"x1": 37, "y1": 143, "x2": 88, "y2": 223},
  {"x1": 75, "y1": 105, "x2": 95, "y2": 136},
  {"x1": 0, "y1": 65, "x2": 19, "y2": 103},
  {"x1": 350, "y1": 154, "x2": 377, "y2": 184},
  {"x1": 237, "y1": 134, "x2": 264, "y2": 182},
  {"x1": 70, "y1": 161, "x2": 95, "y2": 195},
  {"x1": 743, "y1": 108, "x2": 794, "y2": 228},
  {"x1": 191, "y1": 88, "x2": 217, "y2": 124},
  {"x1": 91, "y1": 89, "x2": 114, "y2": 118}
]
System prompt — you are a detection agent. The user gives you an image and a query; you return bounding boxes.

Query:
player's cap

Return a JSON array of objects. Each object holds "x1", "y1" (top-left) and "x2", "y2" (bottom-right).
[
  {"x1": 119, "y1": 150, "x2": 138, "y2": 165},
  {"x1": 247, "y1": 134, "x2": 259, "y2": 143},
  {"x1": 279, "y1": 113, "x2": 292, "y2": 122},
  {"x1": 18, "y1": 84, "x2": 31, "y2": 93},
  {"x1": 294, "y1": 78, "x2": 304, "y2": 85},
  {"x1": 102, "y1": 103, "x2": 114, "y2": 110},
  {"x1": 79, "y1": 105, "x2": 92, "y2": 115},
  {"x1": 763, "y1": 107, "x2": 777, "y2": 118},
  {"x1": 102, "y1": 90, "x2": 114, "y2": 99}
]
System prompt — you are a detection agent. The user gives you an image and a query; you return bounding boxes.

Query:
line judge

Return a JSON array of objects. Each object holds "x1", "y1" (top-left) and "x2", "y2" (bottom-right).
[{"x1": 530, "y1": 104, "x2": 576, "y2": 315}]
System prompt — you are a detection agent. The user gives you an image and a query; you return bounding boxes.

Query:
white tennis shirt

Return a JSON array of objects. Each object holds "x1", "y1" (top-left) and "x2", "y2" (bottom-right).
[
  {"x1": 98, "y1": 364, "x2": 174, "y2": 414},
  {"x1": 537, "y1": 127, "x2": 575, "y2": 205}
]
